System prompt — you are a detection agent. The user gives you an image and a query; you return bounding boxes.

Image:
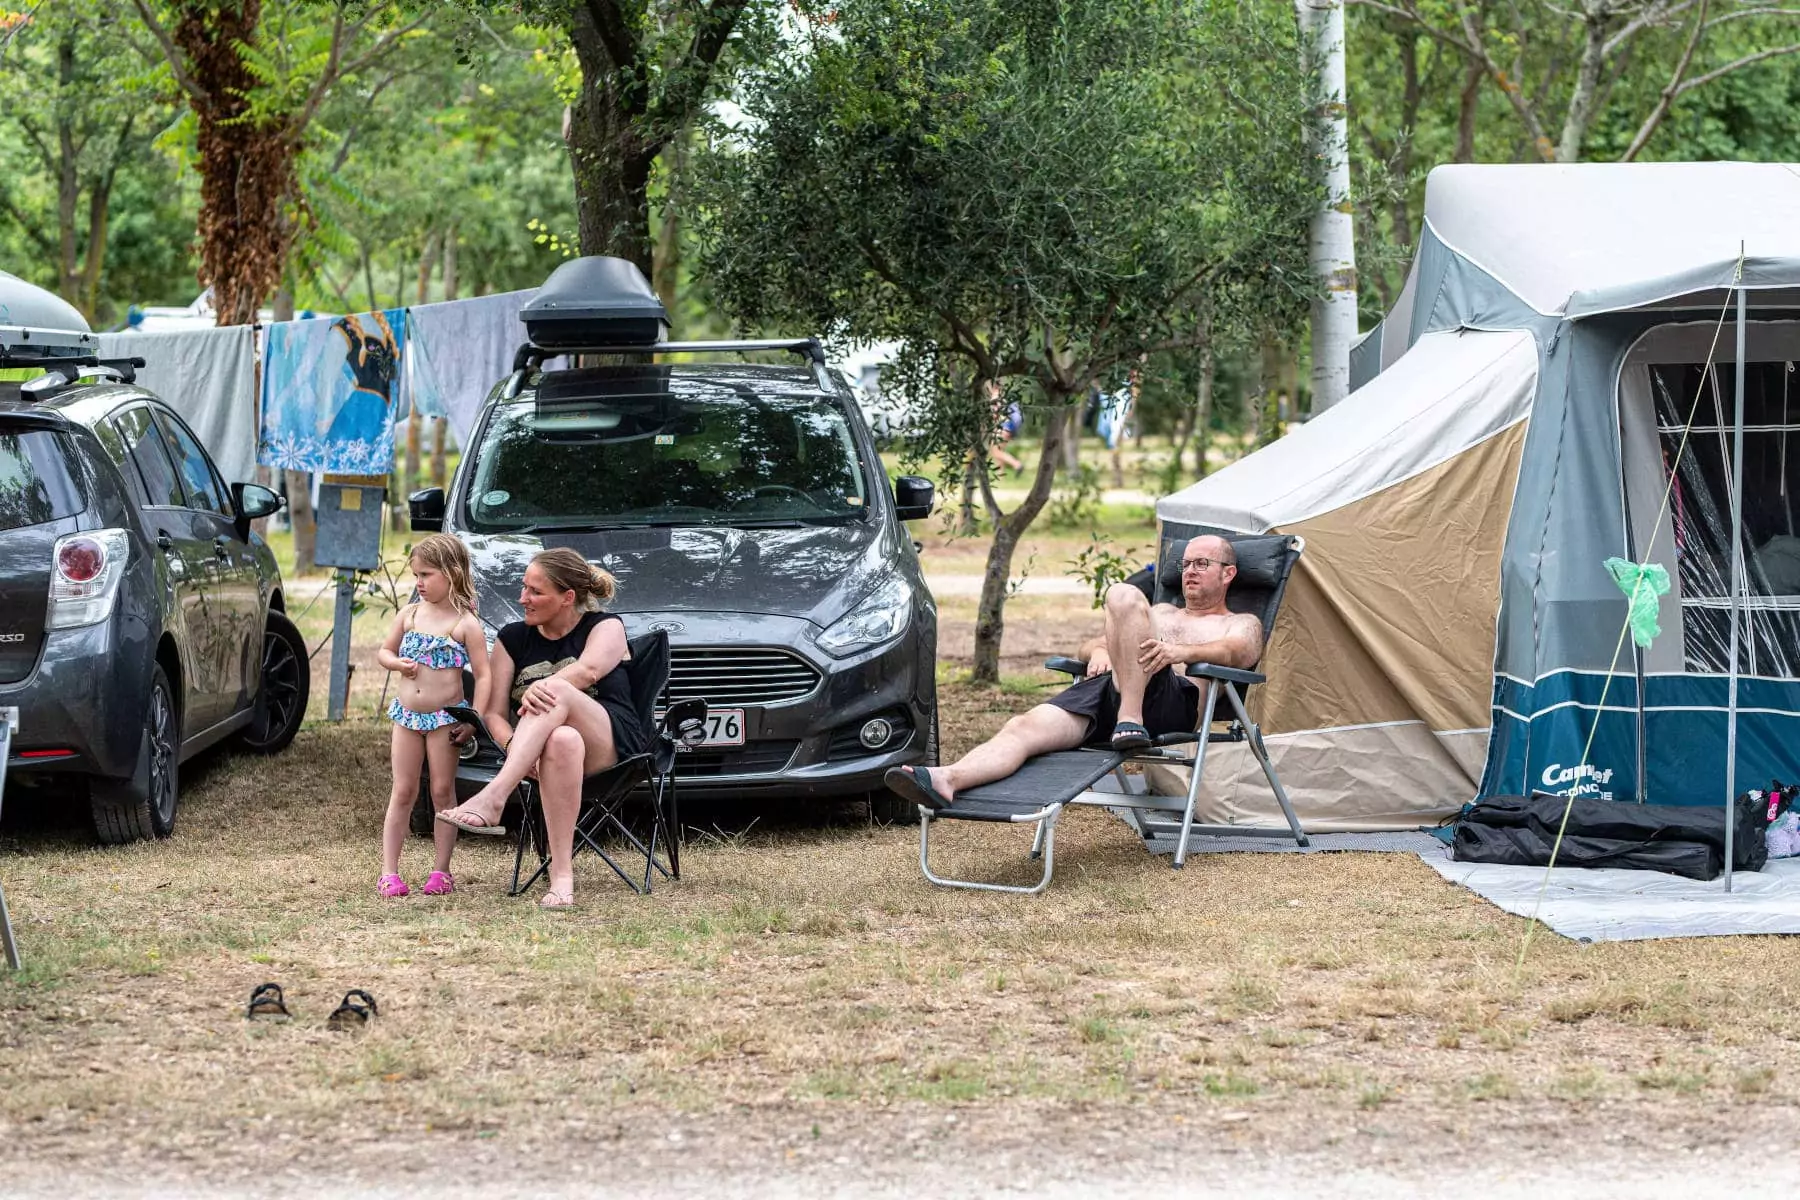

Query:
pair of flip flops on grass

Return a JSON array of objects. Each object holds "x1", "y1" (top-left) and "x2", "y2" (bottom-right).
[{"x1": 246, "y1": 983, "x2": 378, "y2": 1031}]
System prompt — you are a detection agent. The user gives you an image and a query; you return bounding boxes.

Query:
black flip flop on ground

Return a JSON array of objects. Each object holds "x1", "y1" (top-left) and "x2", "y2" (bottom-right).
[
  {"x1": 325, "y1": 989, "x2": 378, "y2": 1032},
  {"x1": 245, "y1": 982, "x2": 291, "y2": 1021},
  {"x1": 1109, "y1": 722, "x2": 1152, "y2": 753},
  {"x1": 883, "y1": 765, "x2": 950, "y2": 812}
]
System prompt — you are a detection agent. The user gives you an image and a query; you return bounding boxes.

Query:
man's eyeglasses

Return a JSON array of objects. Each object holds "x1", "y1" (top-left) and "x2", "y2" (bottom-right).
[{"x1": 1181, "y1": 557, "x2": 1230, "y2": 573}]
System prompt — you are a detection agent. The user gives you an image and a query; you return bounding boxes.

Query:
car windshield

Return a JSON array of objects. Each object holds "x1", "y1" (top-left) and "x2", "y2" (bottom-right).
[{"x1": 463, "y1": 375, "x2": 871, "y2": 531}]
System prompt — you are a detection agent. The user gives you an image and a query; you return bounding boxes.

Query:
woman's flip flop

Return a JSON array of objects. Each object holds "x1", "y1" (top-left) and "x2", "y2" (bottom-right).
[
  {"x1": 436, "y1": 808, "x2": 507, "y2": 837},
  {"x1": 245, "y1": 982, "x2": 291, "y2": 1021},
  {"x1": 538, "y1": 891, "x2": 577, "y2": 911},
  {"x1": 325, "y1": 989, "x2": 379, "y2": 1031},
  {"x1": 882, "y1": 765, "x2": 951, "y2": 812}
]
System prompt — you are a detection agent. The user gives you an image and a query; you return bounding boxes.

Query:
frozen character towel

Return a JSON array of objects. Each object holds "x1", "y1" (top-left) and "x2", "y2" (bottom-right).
[{"x1": 260, "y1": 309, "x2": 406, "y2": 475}]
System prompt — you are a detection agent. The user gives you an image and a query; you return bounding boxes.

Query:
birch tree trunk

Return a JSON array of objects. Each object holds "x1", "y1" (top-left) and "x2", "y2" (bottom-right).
[{"x1": 1296, "y1": 0, "x2": 1358, "y2": 412}]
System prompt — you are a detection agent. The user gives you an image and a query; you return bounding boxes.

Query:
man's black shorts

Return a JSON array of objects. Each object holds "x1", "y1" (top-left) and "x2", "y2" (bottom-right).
[{"x1": 1046, "y1": 668, "x2": 1199, "y2": 746}]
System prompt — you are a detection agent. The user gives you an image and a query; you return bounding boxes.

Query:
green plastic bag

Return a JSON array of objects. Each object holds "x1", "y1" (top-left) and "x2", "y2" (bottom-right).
[{"x1": 1604, "y1": 558, "x2": 1671, "y2": 649}]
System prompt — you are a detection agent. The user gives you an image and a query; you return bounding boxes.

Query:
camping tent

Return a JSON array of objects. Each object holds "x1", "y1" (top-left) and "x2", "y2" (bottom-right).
[{"x1": 1156, "y1": 162, "x2": 1800, "y2": 832}]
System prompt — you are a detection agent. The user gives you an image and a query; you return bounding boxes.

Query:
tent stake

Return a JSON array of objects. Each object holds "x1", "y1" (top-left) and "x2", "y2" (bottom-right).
[{"x1": 1725, "y1": 274, "x2": 1747, "y2": 894}]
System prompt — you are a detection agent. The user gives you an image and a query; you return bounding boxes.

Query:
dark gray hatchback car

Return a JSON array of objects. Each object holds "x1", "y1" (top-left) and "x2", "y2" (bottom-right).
[
  {"x1": 0, "y1": 368, "x2": 308, "y2": 841},
  {"x1": 408, "y1": 258, "x2": 938, "y2": 820}
]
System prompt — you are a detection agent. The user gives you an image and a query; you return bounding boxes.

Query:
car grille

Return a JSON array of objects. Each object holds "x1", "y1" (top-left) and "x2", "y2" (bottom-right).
[
  {"x1": 664, "y1": 647, "x2": 821, "y2": 706},
  {"x1": 674, "y1": 740, "x2": 800, "y2": 779}
]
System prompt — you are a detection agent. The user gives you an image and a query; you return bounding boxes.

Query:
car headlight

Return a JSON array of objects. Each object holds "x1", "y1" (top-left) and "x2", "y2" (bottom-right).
[{"x1": 816, "y1": 575, "x2": 912, "y2": 657}]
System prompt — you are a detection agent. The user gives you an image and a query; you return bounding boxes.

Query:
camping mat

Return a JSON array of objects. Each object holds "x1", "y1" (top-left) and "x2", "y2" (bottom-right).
[
  {"x1": 1419, "y1": 844, "x2": 1800, "y2": 941},
  {"x1": 1126, "y1": 819, "x2": 1443, "y2": 857}
]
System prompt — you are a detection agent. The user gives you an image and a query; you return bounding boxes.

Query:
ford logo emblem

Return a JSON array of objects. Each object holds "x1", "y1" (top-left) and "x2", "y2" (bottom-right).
[{"x1": 648, "y1": 620, "x2": 685, "y2": 634}]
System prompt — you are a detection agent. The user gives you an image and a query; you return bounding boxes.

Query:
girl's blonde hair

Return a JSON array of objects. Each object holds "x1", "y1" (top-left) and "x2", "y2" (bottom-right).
[
  {"x1": 411, "y1": 533, "x2": 477, "y2": 614},
  {"x1": 531, "y1": 547, "x2": 616, "y2": 613}
]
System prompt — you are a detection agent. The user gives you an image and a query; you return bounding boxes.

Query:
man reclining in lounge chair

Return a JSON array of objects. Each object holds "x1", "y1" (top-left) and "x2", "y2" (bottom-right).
[{"x1": 884, "y1": 534, "x2": 1264, "y2": 812}]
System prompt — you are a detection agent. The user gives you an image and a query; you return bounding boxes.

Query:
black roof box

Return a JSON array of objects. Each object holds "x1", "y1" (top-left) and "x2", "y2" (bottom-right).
[{"x1": 519, "y1": 256, "x2": 669, "y2": 350}]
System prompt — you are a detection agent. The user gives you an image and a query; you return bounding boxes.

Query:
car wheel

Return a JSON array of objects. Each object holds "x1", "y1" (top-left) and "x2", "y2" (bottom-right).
[
  {"x1": 869, "y1": 708, "x2": 939, "y2": 825},
  {"x1": 90, "y1": 664, "x2": 180, "y2": 843},
  {"x1": 238, "y1": 611, "x2": 310, "y2": 754}
]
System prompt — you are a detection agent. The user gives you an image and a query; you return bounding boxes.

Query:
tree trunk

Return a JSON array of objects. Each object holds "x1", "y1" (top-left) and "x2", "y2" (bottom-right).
[
  {"x1": 175, "y1": 0, "x2": 299, "y2": 326},
  {"x1": 1296, "y1": 0, "x2": 1358, "y2": 412},
  {"x1": 1257, "y1": 334, "x2": 1283, "y2": 448},
  {"x1": 566, "y1": 7, "x2": 657, "y2": 270},
  {"x1": 971, "y1": 405, "x2": 1073, "y2": 683},
  {"x1": 1454, "y1": 58, "x2": 1484, "y2": 162},
  {"x1": 430, "y1": 418, "x2": 447, "y2": 492},
  {"x1": 1556, "y1": 6, "x2": 1613, "y2": 163},
  {"x1": 441, "y1": 220, "x2": 458, "y2": 302},
  {"x1": 55, "y1": 35, "x2": 81, "y2": 308},
  {"x1": 957, "y1": 453, "x2": 980, "y2": 536},
  {"x1": 1193, "y1": 337, "x2": 1215, "y2": 479},
  {"x1": 286, "y1": 469, "x2": 316, "y2": 573}
]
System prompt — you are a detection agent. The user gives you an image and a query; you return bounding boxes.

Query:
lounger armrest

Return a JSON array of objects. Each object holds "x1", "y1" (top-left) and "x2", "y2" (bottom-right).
[
  {"x1": 1183, "y1": 662, "x2": 1266, "y2": 686},
  {"x1": 1153, "y1": 731, "x2": 1200, "y2": 746},
  {"x1": 1044, "y1": 655, "x2": 1088, "y2": 679}
]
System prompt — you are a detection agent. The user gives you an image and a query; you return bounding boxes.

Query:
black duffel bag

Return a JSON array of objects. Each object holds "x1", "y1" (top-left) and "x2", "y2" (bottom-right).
[
  {"x1": 1452, "y1": 791, "x2": 1767, "y2": 878},
  {"x1": 1452, "y1": 820, "x2": 1723, "y2": 881}
]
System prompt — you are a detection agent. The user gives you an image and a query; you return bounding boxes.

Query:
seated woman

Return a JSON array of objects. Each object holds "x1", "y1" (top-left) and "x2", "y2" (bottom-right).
[{"x1": 437, "y1": 547, "x2": 648, "y2": 908}]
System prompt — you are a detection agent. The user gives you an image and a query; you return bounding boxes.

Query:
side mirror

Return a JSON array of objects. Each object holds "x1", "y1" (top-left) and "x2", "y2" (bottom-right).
[
  {"x1": 232, "y1": 482, "x2": 283, "y2": 540},
  {"x1": 893, "y1": 475, "x2": 934, "y2": 521},
  {"x1": 409, "y1": 487, "x2": 446, "y2": 532}
]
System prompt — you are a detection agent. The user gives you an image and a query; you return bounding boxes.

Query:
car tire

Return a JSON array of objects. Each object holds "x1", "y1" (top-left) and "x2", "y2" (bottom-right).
[
  {"x1": 238, "y1": 611, "x2": 310, "y2": 754},
  {"x1": 90, "y1": 663, "x2": 179, "y2": 843},
  {"x1": 870, "y1": 709, "x2": 939, "y2": 824}
]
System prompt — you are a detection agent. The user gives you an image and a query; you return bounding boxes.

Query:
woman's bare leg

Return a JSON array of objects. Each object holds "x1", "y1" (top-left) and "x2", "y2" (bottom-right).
[
  {"x1": 537, "y1": 726, "x2": 585, "y2": 903},
  {"x1": 383, "y1": 725, "x2": 426, "y2": 875},
  {"x1": 442, "y1": 681, "x2": 621, "y2": 827}
]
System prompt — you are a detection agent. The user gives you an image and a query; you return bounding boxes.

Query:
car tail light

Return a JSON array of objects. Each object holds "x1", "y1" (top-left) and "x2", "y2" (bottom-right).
[{"x1": 47, "y1": 529, "x2": 130, "y2": 630}]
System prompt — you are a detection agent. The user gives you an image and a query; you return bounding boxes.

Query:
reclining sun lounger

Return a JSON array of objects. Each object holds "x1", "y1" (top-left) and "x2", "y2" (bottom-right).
[{"x1": 917, "y1": 534, "x2": 1308, "y2": 894}]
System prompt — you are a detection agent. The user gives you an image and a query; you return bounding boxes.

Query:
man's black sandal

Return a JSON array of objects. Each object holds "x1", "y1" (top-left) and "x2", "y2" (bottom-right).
[
  {"x1": 246, "y1": 982, "x2": 291, "y2": 1021},
  {"x1": 325, "y1": 989, "x2": 378, "y2": 1031},
  {"x1": 883, "y1": 765, "x2": 950, "y2": 812},
  {"x1": 1110, "y1": 722, "x2": 1152, "y2": 753}
]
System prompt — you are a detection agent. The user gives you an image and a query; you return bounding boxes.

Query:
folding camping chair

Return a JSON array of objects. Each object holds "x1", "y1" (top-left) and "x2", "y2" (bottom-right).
[
  {"x1": 449, "y1": 630, "x2": 708, "y2": 896},
  {"x1": 917, "y1": 533, "x2": 1308, "y2": 894}
]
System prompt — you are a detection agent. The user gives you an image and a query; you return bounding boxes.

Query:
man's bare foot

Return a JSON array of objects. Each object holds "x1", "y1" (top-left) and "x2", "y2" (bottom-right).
[{"x1": 882, "y1": 764, "x2": 954, "y2": 811}]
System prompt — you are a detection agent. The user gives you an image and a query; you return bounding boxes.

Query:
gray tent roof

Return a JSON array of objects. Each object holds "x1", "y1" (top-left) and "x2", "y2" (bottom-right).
[{"x1": 1420, "y1": 163, "x2": 1800, "y2": 318}]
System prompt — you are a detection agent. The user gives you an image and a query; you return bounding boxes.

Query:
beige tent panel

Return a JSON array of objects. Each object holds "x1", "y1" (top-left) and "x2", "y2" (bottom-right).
[
  {"x1": 1145, "y1": 722, "x2": 1481, "y2": 832},
  {"x1": 1254, "y1": 419, "x2": 1527, "y2": 736}
]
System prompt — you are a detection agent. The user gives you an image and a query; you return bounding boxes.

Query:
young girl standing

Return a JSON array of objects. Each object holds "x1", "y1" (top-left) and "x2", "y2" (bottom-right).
[{"x1": 374, "y1": 534, "x2": 489, "y2": 897}]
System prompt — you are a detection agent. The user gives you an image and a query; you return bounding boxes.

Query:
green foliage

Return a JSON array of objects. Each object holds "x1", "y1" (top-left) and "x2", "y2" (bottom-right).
[
  {"x1": 696, "y1": 0, "x2": 1319, "y2": 464},
  {"x1": 1067, "y1": 534, "x2": 1145, "y2": 610}
]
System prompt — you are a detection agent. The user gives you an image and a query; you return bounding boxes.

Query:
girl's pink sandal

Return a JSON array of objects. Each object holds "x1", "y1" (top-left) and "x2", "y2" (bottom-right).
[
  {"x1": 378, "y1": 873, "x2": 410, "y2": 898},
  {"x1": 421, "y1": 870, "x2": 455, "y2": 896}
]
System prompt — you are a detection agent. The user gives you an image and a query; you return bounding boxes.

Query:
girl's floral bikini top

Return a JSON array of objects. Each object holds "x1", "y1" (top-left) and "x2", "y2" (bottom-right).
[{"x1": 400, "y1": 609, "x2": 471, "y2": 671}]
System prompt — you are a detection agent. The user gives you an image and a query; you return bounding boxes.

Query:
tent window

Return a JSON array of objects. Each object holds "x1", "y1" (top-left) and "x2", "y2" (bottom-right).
[{"x1": 1655, "y1": 360, "x2": 1800, "y2": 675}]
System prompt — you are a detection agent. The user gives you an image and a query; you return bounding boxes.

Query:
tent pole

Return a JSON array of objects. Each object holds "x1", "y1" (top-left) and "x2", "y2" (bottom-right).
[{"x1": 1725, "y1": 278, "x2": 1748, "y2": 893}]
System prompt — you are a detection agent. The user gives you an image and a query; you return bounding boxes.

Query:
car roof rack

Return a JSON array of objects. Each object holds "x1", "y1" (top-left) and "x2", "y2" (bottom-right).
[
  {"x1": 505, "y1": 338, "x2": 834, "y2": 398},
  {"x1": 0, "y1": 350, "x2": 147, "y2": 400}
]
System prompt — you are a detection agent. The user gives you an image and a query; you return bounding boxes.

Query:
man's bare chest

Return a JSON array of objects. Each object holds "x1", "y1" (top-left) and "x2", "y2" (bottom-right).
[{"x1": 1151, "y1": 607, "x2": 1237, "y2": 644}]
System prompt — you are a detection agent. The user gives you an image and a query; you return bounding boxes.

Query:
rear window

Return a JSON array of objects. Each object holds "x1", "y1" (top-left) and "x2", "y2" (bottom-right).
[{"x1": 0, "y1": 429, "x2": 84, "y2": 532}]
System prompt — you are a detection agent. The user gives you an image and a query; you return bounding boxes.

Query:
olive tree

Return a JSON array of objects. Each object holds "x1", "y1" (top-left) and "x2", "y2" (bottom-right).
[{"x1": 695, "y1": 0, "x2": 1318, "y2": 681}]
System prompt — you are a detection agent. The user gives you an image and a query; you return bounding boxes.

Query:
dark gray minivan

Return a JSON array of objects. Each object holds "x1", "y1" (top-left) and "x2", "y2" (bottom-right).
[{"x1": 410, "y1": 257, "x2": 937, "y2": 820}]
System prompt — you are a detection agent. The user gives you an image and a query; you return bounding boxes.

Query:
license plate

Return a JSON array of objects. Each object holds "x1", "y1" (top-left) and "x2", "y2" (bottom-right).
[{"x1": 662, "y1": 707, "x2": 745, "y2": 747}]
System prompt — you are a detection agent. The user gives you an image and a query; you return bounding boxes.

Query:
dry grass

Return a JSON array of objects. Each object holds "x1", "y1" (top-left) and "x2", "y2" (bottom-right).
[{"x1": 4, "y1": 573, "x2": 1800, "y2": 1187}]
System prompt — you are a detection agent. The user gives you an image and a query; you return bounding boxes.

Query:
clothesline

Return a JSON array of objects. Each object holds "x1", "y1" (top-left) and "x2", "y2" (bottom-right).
[{"x1": 100, "y1": 289, "x2": 537, "y2": 484}]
